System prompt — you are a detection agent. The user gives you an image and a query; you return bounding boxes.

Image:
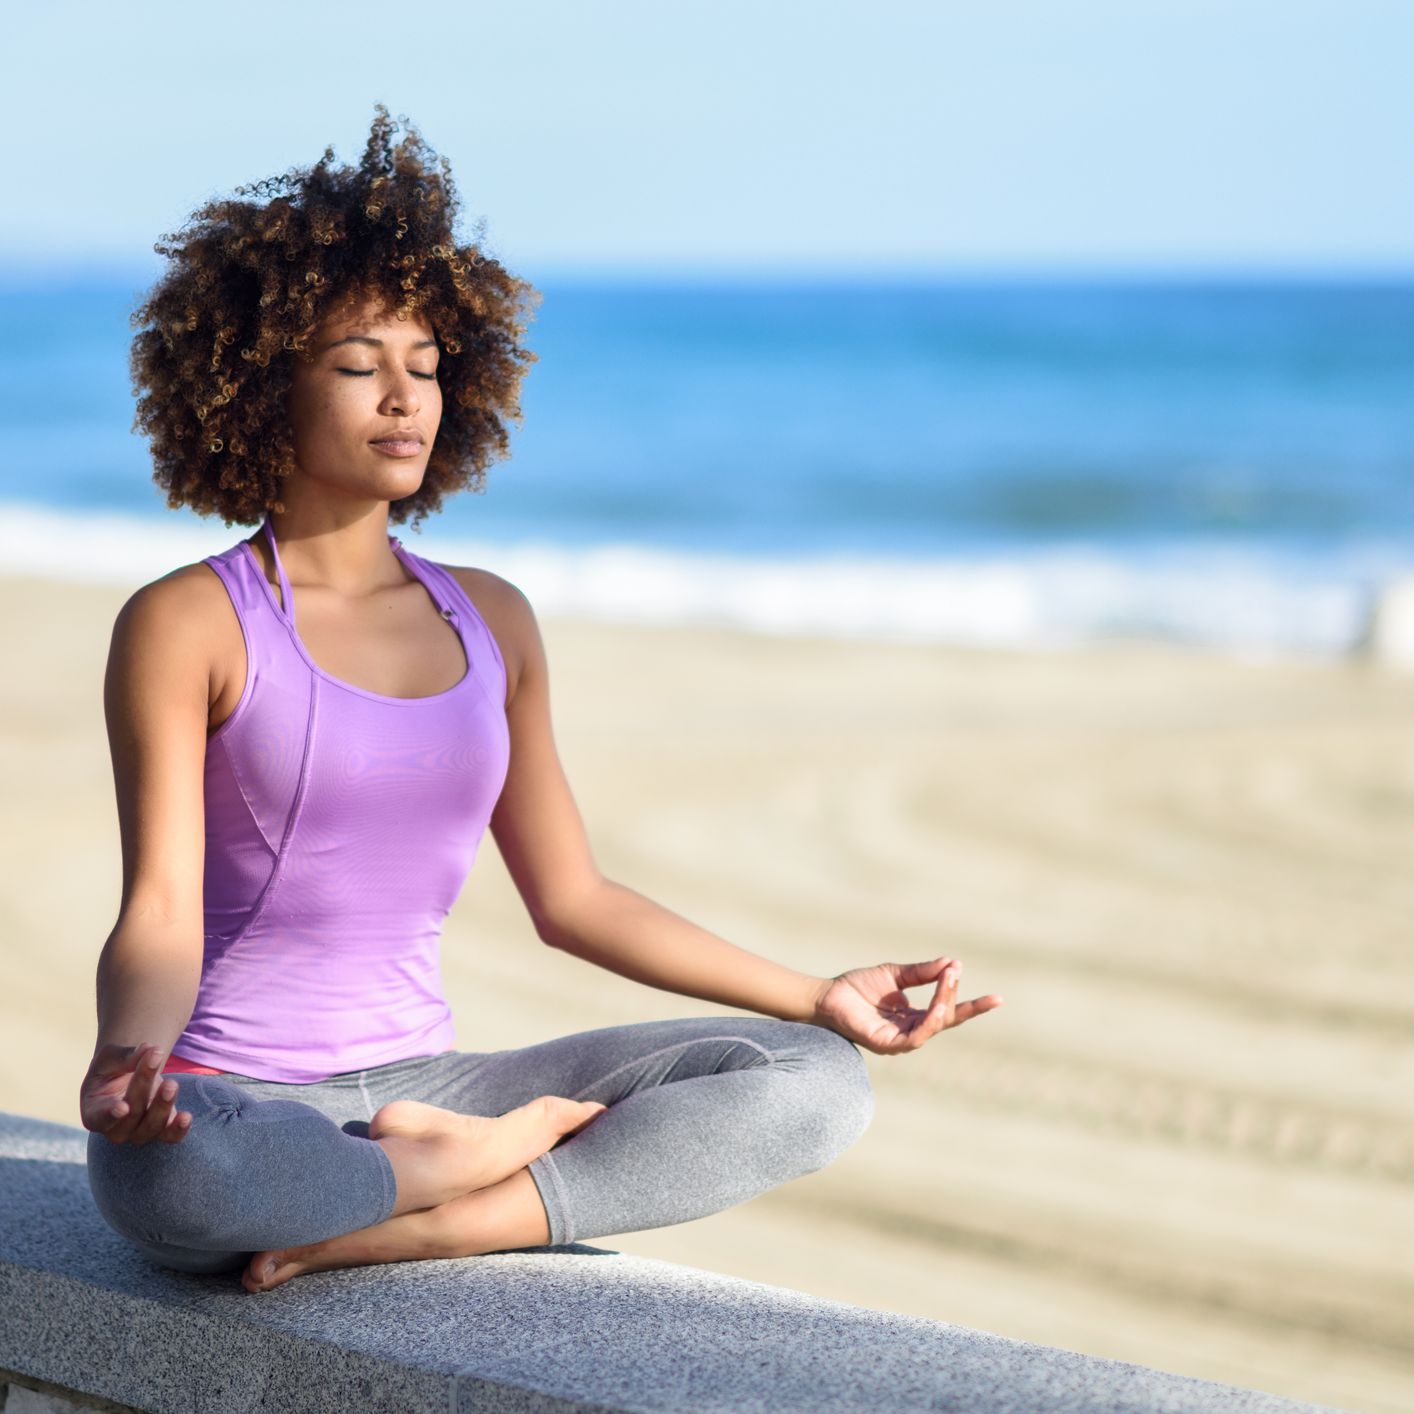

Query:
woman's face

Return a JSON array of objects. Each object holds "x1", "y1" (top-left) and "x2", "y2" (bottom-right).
[{"x1": 284, "y1": 290, "x2": 443, "y2": 507}]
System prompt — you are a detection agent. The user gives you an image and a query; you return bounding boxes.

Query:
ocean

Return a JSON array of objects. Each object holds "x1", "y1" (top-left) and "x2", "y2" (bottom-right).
[{"x1": 2, "y1": 273, "x2": 1411, "y2": 656}]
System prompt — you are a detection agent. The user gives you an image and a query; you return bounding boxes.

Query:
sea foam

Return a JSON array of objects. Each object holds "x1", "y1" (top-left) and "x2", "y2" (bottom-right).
[{"x1": 1, "y1": 500, "x2": 1403, "y2": 661}]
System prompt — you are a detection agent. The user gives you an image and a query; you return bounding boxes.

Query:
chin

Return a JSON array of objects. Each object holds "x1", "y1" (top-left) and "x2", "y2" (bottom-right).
[{"x1": 385, "y1": 478, "x2": 426, "y2": 502}]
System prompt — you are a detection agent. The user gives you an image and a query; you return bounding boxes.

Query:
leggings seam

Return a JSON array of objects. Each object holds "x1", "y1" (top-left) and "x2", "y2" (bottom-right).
[
  {"x1": 357, "y1": 1070, "x2": 376, "y2": 1122},
  {"x1": 569, "y1": 1034, "x2": 776, "y2": 1103}
]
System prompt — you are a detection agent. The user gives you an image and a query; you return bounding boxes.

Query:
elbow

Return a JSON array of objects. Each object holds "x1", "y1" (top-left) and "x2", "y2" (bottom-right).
[
  {"x1": 532, "y1": 906, "x2": 583, "y2": 951},
  {"x1": 534, "y1": 916, "x2": 570, "y2": 950},
  {"x1": 529, "y1": 874, "x2": 612, "y2": 951}
]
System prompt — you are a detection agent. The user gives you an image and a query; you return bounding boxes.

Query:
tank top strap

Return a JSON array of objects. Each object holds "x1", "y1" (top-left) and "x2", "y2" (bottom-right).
[
  {"x1": 260, "y1": 516, "x2": 296, "y2": 626},
  {"x1": 402, "y1": 547, "x2": 509, "y2": 701},
  {"x1": 389, "y1": 535, "x2": 458, "y2": 622}
]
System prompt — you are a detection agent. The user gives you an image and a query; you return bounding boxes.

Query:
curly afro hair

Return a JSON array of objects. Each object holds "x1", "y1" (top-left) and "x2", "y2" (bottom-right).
[{"x1": 128, "y1": 104, "x2": 540, "y2": 532}]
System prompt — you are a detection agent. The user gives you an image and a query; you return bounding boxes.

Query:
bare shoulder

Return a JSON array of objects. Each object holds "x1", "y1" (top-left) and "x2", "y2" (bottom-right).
[
  {"x1": 110, "y1": 556, "x2": 243, "y2": 709},
  {"x1": 437, "y1": 564, "x2": 542, "y2": 699},
  {"x1": 115, "y1": 558, "x2": 233, "y2": 643}
]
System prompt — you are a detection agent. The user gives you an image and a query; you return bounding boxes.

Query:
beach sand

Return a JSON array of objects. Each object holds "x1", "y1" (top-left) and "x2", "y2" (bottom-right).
[{"x1": 2, "y1": 571, "x2": 1411, "y2": 1413}]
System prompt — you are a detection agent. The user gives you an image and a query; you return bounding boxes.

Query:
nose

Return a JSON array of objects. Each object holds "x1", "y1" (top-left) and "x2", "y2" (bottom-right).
[{"x1": 380, "y1": 370, "x2": 422, "y2": 417}]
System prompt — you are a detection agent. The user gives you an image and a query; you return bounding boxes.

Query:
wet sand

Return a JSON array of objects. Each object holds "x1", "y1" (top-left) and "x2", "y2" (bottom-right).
[{"x1": 3, "y1": 571, "x2": 1411, "y2": 1413}]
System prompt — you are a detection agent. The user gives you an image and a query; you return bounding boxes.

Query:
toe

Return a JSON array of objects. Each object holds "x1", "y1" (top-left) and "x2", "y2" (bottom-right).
[{"x1": 243, "y1": 1250, "x2": 287, "y2": 1293}]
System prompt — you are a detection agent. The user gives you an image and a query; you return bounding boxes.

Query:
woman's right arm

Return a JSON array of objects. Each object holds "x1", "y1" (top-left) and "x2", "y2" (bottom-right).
[{"x1": 81, "y1": 570, "x2": 216, "y2": 1145}]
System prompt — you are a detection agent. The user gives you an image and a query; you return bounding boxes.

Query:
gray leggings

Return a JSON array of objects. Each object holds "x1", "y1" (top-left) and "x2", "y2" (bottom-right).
[{"x1": 86, "y1": 1015, "x2": 875, "y2": 1276}]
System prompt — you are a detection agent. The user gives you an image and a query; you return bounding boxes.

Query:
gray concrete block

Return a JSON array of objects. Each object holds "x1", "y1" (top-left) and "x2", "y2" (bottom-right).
[{"x1": 1, "y1": 1110, "x2": 1350, "y2": 1413}]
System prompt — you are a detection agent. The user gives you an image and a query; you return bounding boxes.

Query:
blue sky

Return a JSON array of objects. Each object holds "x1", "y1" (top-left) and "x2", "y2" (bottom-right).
[{"x1": 6, "y1": 0, "x2": 1409, "y2": 281}]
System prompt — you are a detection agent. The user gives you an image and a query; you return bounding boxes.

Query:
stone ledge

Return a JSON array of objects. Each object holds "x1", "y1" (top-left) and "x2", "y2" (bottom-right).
[{"x1": 0, "y1": 1110, "x2": 1348, "y2": 1414}]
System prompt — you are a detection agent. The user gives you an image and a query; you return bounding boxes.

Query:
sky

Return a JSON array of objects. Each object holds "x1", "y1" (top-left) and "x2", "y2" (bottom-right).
[{"x1": 4, "y1": 0, "x2": 1410, "y2": 282}]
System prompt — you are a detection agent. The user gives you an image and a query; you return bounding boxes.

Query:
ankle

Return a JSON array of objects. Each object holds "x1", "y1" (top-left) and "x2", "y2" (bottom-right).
[{"x1": 462, "y1": 1167, "x2": 552, "y2": 1253}]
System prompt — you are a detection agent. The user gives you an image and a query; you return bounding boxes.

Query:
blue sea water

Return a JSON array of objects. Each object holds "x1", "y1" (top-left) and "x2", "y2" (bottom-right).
[{"x1": 2, "y1": 273, "x2": 1411, "y2": 654}]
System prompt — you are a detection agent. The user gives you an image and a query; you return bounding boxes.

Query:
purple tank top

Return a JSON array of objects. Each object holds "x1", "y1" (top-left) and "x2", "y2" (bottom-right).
[{"x1": 171, "y1": 516, "x2": 511, "y2": 1083}]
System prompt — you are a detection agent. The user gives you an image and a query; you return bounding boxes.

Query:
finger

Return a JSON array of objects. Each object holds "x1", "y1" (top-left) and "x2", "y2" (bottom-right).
[
  {"x1": 919, "y1": 965, "x2": 962, "y2": 1041},
  {"x1": 120, "y1": 1043, "x2": 158, "y2": 1098},
  {"x1": 132, "y1": 1044, "x2": 166, "y2": 1106},
  {"x1": 923, "y1": 971, "x2": 950, "y2": 1024},
  {"x1": 128, "y1": 1077, "x2": 180, "y2": 1146},
  {"x1": 96, "y1": 1086, "x2": 141, "y2": 1143},
  {"x1": 953, "y1": 993, "x2": 1005, "y2": 1024},
  {"x1": 892, "y1": 957, "x2": 956, "y2": 990},
  {"x1": 906, "y1": 973, "x2": 953, "y2": 1047},
  {"x1": 126, "y1": 1078, "x2": 183, "y2": 1146},
  {"x1": 159, "y1": 1109, "x2": 193, "y2": 1144},
  {"x1": 109, "y1": 1044, "x2": 164, "y2": 1142},
  {"x1": 92, "y1": 1095, "x2": 135, "y2": 1141}
]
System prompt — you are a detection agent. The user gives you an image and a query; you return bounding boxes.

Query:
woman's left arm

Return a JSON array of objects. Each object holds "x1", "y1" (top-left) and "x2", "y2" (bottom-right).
[{"x1": 469, "y1": 571, "x2": 1003, "y2": 1056}]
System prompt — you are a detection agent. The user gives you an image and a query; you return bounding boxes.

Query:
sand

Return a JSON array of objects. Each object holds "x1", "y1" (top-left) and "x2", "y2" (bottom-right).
[{"x1": 2, "y1": 570, "x2": 1411, "y2": 1413}]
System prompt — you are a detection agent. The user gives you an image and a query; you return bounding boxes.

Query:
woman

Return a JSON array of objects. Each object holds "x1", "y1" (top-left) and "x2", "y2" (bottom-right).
[{"x1": 81, "y1": 106, "x2": 1003, "y2": 1296}]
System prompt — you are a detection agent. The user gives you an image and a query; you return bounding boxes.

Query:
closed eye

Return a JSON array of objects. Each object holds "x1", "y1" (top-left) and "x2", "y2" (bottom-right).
[{"x1": 338, "y1": 369, "x2": 438, "y2": 380}]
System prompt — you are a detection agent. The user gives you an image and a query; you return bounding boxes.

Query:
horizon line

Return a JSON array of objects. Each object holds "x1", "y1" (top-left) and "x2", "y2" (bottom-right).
[{"x1": 2, "y1": 255, "x2": 1413, "y2": 293}]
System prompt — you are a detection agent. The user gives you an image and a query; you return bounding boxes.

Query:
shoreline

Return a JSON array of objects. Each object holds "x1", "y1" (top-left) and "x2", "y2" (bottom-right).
[{"x1": 0, "y1": 499, "x2": 1409, "y2": 661}]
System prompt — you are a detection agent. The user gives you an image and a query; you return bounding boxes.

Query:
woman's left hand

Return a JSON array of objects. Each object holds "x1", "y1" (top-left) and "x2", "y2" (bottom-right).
[{"x1": 810, "y1": 957, "x2": 1003, "y2": 1055}]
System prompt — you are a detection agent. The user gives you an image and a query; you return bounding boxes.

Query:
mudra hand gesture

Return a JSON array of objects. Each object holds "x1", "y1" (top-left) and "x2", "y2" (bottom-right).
[{"x1": 812, "y1": 957, "x2": 1003, "y2": 1055}]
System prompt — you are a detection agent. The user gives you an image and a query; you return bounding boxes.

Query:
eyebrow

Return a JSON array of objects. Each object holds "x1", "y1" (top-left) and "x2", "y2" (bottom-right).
[{"x1": 326, "y1": 335, "x2": 439, "y2": 351}]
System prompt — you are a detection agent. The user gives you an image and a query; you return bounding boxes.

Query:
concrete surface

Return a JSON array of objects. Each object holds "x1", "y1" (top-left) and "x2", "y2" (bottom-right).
[{"x1": 0, "y1": 1110, "x2": 1353, "y2": 1413}]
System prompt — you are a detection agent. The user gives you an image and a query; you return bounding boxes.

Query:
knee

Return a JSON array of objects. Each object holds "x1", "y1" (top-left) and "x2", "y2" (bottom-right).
[
  {"x1": 780, "y1": 1023, "x2": 876, "y2": 1171},
  {"x1": 85, "y1": 1077, "x2": 244, "y2": 1248},
  {"x1": 87, "y1": 1127, "x2": 213, "y2": 1249},
  {"x1": 819, "y1": 1027, "x2": 876, "y2": 1151},
  {"x1": 87, "y1": 1127, "x2": 192, "y2": 1248}
]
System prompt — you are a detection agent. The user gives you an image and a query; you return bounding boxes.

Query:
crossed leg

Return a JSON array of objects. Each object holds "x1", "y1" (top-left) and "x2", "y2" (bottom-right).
[
  {"x1": 243, "y1": 1107, "x2": 570, "y2": 1292},
  {"x1": 244, "y1": 1016, "x2": 874, "y2": 1293}
]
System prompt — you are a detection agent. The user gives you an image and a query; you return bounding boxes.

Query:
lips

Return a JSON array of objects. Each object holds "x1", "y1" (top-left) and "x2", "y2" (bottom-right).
[
  {"x1": 370, "y1": 437, "x2": 424, "y2": 460},
  {"x1": 370, "y1": 433, "x2": 425, "y2": 458}
]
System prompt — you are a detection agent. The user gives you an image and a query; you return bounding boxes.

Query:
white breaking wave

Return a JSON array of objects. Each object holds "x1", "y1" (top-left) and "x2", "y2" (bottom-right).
[{"x1": 0, "y1": 500, "x2": 1406, "y2": 660}]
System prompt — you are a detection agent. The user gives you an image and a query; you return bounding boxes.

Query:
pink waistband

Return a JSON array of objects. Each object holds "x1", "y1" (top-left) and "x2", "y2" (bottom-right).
[{"x1": 162, "y1": 1053, "x2": 228, "y2": 1075}]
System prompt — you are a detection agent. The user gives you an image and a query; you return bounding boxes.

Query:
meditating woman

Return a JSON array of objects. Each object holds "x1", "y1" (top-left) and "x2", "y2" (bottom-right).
[{"x1": 81, "y1": 106, "x2": 1003, "y2": 1295}]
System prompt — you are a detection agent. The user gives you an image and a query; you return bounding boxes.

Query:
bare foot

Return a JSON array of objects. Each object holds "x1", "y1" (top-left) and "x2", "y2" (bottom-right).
[
  {"x1": 242, "y1": 1205, "x2": 444, "y2": 1294},
  {"x1": 368, "y1": 1096, "x2": 605, "y2": 1205},
  {"x1": 242, "y1": 1097, "x2": 605, "y2": 1293}
]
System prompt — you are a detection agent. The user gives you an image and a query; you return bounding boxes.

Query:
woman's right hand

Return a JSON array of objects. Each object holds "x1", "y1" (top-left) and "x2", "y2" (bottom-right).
[{"x1": 81, "y1": 1041, "x2": 192, "y2": 1146}]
